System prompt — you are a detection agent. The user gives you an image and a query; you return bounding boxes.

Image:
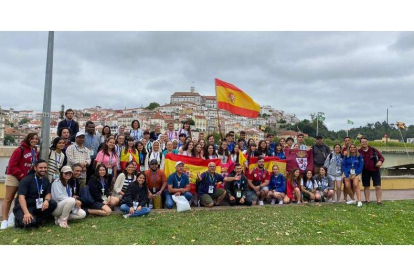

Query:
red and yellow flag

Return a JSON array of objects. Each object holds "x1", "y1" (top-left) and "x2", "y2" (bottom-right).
[
  {"x1": 164, "y1": 153, "x2": 222, "y2": 193},
  {"x1": 215, "y1": 78, "x2": 260, "y2": 118},
  {"x1": 248, "y1": 156, "x2": 287, "y2": 175}
]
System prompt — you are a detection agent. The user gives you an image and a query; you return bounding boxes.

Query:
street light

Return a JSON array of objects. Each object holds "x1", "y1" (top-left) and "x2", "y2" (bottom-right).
[
  {"x1": 316, "y1": 111, "x2": 325, "y2": 136},
  {"x1": 386, "y1": 105, "x2": 393, "y2": 147}
]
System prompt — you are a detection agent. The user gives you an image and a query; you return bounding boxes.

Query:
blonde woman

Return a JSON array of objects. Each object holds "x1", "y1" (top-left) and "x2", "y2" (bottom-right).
[{"x1": 342, "y1": 144, "x2": 364, "y2": 207}]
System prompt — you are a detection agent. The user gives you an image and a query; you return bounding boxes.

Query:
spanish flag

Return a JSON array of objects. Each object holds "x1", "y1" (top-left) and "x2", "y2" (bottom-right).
[
  {"x1": 248, "y1": 156, "x2": 287, "y2": 176},
  {"x1": 164, "y1": 153, "x2": 222, "y2": 193},
  {"x1": 215, "y1": 78, "x2": 260, "y2": 118}
]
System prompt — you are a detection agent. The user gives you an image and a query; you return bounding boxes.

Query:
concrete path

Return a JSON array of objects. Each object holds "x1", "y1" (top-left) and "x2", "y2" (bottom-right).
[{"x1": 1, "y1": 189, "x2": 414, "y2": 219}]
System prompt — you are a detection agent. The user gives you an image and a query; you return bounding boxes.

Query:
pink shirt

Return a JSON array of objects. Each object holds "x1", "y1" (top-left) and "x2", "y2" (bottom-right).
[{"x1": 96, "y1": 150, "x2": 119, "y2": 168}]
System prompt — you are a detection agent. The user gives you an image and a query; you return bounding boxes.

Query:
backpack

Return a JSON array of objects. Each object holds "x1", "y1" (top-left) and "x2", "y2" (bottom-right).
[{"x1": 328, "y1": 152, "x2": 344, "y2": 163}]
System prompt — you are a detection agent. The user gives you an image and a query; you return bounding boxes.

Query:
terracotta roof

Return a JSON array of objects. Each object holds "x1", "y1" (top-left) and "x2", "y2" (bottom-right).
[
  {"x1": 202, "y1": 96, "x2": 216, "y2": 100},
  {"x1": 172, "y1": 92, "x2": 201, "y2": 97}
]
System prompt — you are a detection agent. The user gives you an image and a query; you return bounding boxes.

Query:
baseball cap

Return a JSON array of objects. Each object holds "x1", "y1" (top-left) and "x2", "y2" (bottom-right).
[
  {"x1": 61, "y1": 166, "x2": 73, "y2": 173},
  {"x1": 75, "y1": 131, "x2": 85, "y2": 138},
  {"x1": 175, "y1": 161, "x2": 185, "y2": 168},
  {"x1": 149, "y1": 159, "x2": 158, "y2": 165}
]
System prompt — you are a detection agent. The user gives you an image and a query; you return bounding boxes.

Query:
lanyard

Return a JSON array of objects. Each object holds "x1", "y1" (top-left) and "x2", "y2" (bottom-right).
[
  {"x1": 151, "y1": 171, "x2": 158, "y2": 185},
  {"x1": 152, "y1": 152, "x2": 158, "y2": 160},
  {"x1": 109, "y1": 152, "x2": 114, "y2": 165},
  {"x1": 66, "y1": 184, "x2": 72, "y2": 197},
  {"x1": 175, "y1": 174, "x2": 182, "y2": 187},
  {"x1": 234, "y1": 174, "x2": 241, "y2": 189},
  {"x1": 257, "y1": 168, "x2": 264, "y2": 180},
  {"x1": 73, "y1": 179, "x2": 78, "y2": 194},
  {"x1": 131, "y1": 130, "x2": 138, "y2": 139},
  {"x1": 34, "y1": 176, "x2": 43, "y2": 198},
  {"x1": 139, "y1": 152, "x2": 144, "y2": 164},
  {"x1": 31, "y1": 149, "x2": 37, "y2": 166},
  {"x1": 351, "y1": 156, "x2": 356, "y2": 168},
  {"x1": 209, "y1": 173, "x2": 216, "y2": 185},
  {"x1": 66, "y1": 120, "x2": 72, "y2": 129},
  {"x1": 100, "y1": 179, "x2": 106, "y2": 194},
  {"x1": 74, "y1": 145, "x2": 85, "y2": 153},
  {"x1": 55, "y1": 152, "x2": 61, "y2": 168}
]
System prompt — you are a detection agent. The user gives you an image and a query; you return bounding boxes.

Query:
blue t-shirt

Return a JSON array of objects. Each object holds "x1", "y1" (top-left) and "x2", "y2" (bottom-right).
[
  {"x1": 167, "y1": 172, "x2": 189, "y2": 189},
  {"x1": 268, "y1": 173, "x2": 286, "y2": 193},
  {"x1": 198, "y1": 172, "x2": 224, "y2": 196},
  {"x1": 274, "y1": 151, "x2": 286, "y2": 159}
]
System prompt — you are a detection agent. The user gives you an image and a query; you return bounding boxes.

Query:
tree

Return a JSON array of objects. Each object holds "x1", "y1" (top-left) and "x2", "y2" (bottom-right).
[
  {"x1": 146, "y1": 102, "x2": 160, "y2": 110},
  {"x1": 186, "y1": 119, "x2": 195, "y2": 126},
  {"x1": 18, "y1": 118, "x2": 30, "y2": 125},
  {"x1": 59, "y1": 104, "x2": 65, "y2": 120},
  {"x1": 4, "y1": 135, "x2": 15, "y2": 146}
]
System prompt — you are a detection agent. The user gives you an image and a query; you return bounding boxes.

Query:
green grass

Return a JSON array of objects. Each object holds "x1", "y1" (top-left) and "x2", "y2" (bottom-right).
[{"x1": 1, "y1": 200, "x2": 414, "y2": 245}]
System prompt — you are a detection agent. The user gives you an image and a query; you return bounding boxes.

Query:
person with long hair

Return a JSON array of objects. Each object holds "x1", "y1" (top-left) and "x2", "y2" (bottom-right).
[
  {"x1": 194, "y1": 143, "x2": 204, "y2": 159},
  {"x1": 1, "y1": 133, "x2": 39, "y2": 230},
  {"x1": 47, "y1": 137, "x2": 66, "y2": 183},
  {"x1": 204, "y1": 144, "x2": 218, "y2": 159},
  {"x1": 245, "y1": 143, "x2": 259, "y2": 168},
  {"x1": 130, "y1": 119, "x2": 143, "y2": 142},
  {"x1": 302, "y1": 170, "x2": 318, "y2": 203},
  {"x1": 112, "y1": 161, "x2": 137, "y2": 200},
  {"x1": 279, "y1": 138, "x2": 286, "y2": 151},
  {"x1": 178, "y1": 120, "x2": 191, "y2": 138},
  {"x1": 95, "y1": 137, "x2": 118, "y2": 183},
  {"x1": 313, "y1": 166, "x2": 334, "y2": 202},
  {"x1": 285, "y1": 168, "x2": 303, "y2": 204},
  {"x1": 342, "y1": 144, "x2": 364, "y2": 207},
  {"x1": 150, "y1": 123, "x2": 162, "y2": 142},
  {"x1": 120, "y1": 137, "x2": 140, "y2": 171},
  {"x1": 136, "y1": 141, "x2": 147, "y2": 172},
  {"x1": 87, "y1": 164, "x2": 119, "y2": 216},
  {"x1": 51, "y1": 166, "x2": 87, "y2": 228},
  {"x1": 274, "y1": 143, "x2": 286, "y2": 160},
  {"x1": 99, "y1": 125, "x2": 111, "y2": 144},
  {"x1": 120, "y1": 172, "x2": 151, "y2": 218},
  {"x1": 230, "y1": 144, "x2": 241, "y2": 163},
  {"x1": 165, "y1": 122, "x2": 178, "y2": 141},
  {"x1": 217, "y1": 141, "x2": 231, "y2": 164},
  {"x1": 179, "y1": 140, "x2": 195, "y2": 157},
  {"x1": 198, "y1": 138, "x2": 206, "y2": 150},
  {"x1": 324, "y1": 143, "x2": 343, "y2": 202},
  {"x1": 242, "y1": 138, "x2": 255, "y2": 154},
  {"x1": 267, "y1": 165, "x2": 286, "y2": 205},
  {"x1": 257, "y1": 140, "x2": 271, "y2": 157}
]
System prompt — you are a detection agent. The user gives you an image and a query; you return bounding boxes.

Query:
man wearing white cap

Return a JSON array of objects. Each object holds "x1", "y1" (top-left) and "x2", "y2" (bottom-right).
[
  {"x1": 65, "y1": 131, "x2": 91, "y2": 188},
  {"x1": 165, "y1": 161, "x2": 192, "y2": 209}
]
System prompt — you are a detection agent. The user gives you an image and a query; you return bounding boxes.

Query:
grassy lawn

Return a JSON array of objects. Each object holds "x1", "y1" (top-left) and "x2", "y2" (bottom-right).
[{"x1": 1, "y1": 200, "x2": 413, "y2": 245}]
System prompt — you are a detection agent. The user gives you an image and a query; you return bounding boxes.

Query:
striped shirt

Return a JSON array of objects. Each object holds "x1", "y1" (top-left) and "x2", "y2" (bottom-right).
[{"x1": 47, "y1": 150, "x2": 65, "y2": 183}]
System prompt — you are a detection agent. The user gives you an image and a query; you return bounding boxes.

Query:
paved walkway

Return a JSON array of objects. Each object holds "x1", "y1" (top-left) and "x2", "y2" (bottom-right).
[{"x1": 1, "y1": 189, "x2": 414, "y2": 219}]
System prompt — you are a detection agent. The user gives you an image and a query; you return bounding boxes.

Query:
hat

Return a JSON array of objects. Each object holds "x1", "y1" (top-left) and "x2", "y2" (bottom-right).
[
  {"x1": 175, "y1": 161, "x2": 185, "y2": 168},
  {"x1": 149, "y1": 159, "x2": 158, "y2": 165},
  {"x1": 61, "y1": 166, "x2": 73, "y2": 173},
  {"x1": 75, "y1": 131, "x2": 85, "y2": 138}
]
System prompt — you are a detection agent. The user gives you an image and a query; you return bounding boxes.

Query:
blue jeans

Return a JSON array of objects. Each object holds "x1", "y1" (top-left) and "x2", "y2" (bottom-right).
[
  {"x1": 165, "y1": 192, "x2": 192, "y2": 209},
  {"x1": 120, "y1": 204, "x2": 150, "y2": 217}
]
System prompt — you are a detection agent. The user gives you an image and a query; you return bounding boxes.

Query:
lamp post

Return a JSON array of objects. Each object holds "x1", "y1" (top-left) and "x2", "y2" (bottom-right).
[
  {"x1": 386, "y1": 105, "x2": 393, "y2": 148},
  {"x1": 316, "y1": 111, "x2": 325, "y2": 136}
]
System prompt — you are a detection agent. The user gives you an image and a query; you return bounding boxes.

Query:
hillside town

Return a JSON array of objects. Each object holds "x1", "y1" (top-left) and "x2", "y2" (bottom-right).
[{"x1": 0, "y1": 87, "x2": 300, "y2": 146}]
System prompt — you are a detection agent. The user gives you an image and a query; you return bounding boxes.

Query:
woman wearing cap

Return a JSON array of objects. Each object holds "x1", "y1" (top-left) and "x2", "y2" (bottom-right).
[
  {"x1": 51, "y1": 166, "x2": 87, "y2": 228},
  {"x1": 120, "y1": 172, "x2": 151, "y2": 218},
  {"x1": 47, "y1": 137, "x2": 66, "y2": 183}
]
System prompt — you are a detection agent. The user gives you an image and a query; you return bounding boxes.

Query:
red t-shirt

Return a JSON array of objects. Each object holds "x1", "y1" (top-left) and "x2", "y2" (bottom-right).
[{"x1": 247, "y1": 167, "x2": 270, "y2": 186}]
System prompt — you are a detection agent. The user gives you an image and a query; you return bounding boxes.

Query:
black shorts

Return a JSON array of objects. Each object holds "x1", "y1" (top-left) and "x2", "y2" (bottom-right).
[
  {"x1": 90, "y1": 202, "x2": 104, "y2": 210},
  {"x1": 361, "y1": 170, "x2": 381, "y2": 187}
]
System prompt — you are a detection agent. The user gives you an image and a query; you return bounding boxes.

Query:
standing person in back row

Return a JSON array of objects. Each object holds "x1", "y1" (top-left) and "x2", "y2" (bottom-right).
[
  {"x1": 57, "y1": 109, "x2": 79, "y2": 142},
  {"x1": 359, "y1": 137, "x2": 385, "y2": 205},
  {"x1": 294, "y1": 133, "x2": 308, "y2": 150},
  {"x1": 312, "y1": 135, "x2": 331, "y2": 175},
  {"x1": 84, "y1": 121, "x2": 100, "y2": 183}
]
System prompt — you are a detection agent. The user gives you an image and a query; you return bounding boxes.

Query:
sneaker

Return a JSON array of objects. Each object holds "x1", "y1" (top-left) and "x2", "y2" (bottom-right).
[
  {"x1": 377, "y1": 202, "x2": 382, "y2": 206},
  {"x1": 346, "y1": 200, "x2": 356, "y2": 205},
  {"x1": 357, "y1": 201, "x2": 362, "y2": 207},
  {"x1": 54, "y1": 218, "x2": 59, "y2": 226},
  {"x1": 278, "y1": 201, "x2": 283, "y2": 205},
  {"x1": 123, "y1": 214, "x2": 130, "y2": 219},
  {"x1": 7, "y1": 213, "x2": 15, "y2": 228},
  {"x1": 0, "y1": 220, "x2": 8, "y2": 230},
  {"x1": 296, "y1": 201, "x2": 301, "y2": 204},
  {"x1": 258, "y1": 201, "x2": 264, "y2": 206},
  {"x1": 270, "y1": 199, "x2": 276, "y2": 205},
  {"x1": 58, "y1": 219, "x2": 69, "y2": 228},
  {"x1": 364, "y1": 201, "x2": 370, "y2": 204},
  {"x1": 148, "y1": 203, "x2": 153, "y2": 209}
]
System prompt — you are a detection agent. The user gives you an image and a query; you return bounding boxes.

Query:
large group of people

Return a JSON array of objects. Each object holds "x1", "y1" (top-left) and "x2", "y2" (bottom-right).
[{"x1": 0, "y1": 109, "x2": 385, "y2": 229}]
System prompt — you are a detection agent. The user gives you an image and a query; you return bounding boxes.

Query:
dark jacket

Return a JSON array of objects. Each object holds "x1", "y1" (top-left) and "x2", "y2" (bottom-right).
[
  {"x1": 57, "y1": 119, "x2": 79, "y2": 142},
  {"x1": 88, "y1": 176, "x2": 110, "y2": 203},
  {"x1": 224, "y1": 172, "x2": 248, "y2": 198},
  {"x1": 312, "y1": 144, "x2": 331, "y2": 166},
  {"x1": 122, "y1": 182, "x2": 148, "y2": 208},
  {"x1": 358, "y1": 147, "x2": 385, "y2": 172}
]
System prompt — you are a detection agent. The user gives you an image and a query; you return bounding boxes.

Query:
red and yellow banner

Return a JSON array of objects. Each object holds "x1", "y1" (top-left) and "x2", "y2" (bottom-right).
[
  {"x1": 248, "y1": 156, "x2": 287, "y2": 175},
  {"x1": 215, "y1": 78, "x2": 260, "y2": 118},
  {"x1": 164, "y1": 153, "x2": 222, "y2": 193}
]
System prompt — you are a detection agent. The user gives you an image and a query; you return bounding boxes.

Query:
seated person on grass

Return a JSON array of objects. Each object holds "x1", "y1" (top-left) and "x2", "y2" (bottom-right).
[
  {"x1": 224, "y1": 163, "x2": 250, "y2": 206},
  {"x1": 285, "y1": 168, "x2": 303, "y2": 204},
  {"x1": 301, "y1": 170, "x2": 318, "y2": 203},
  {"x1": 165, "y1": 161, "x2": 192, "y2": 209},
  {"x1": 196, "y1": 162, "x2": 227, "y2": 208},
  {"x1": 313, "y1": 166, "x2": 335, "y2": 202},
  {"x1": 121, "y1": 172, "x2": 151, "y2": 218},
  {"x1": 246, "y1": 156, "x2": 270, "y2": 206},
  {"x1": 13, "y1": 159, "x2": 58, "y2": 228}
]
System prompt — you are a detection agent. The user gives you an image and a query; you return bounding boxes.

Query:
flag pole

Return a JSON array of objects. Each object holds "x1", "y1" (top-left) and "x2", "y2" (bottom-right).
[{"x1": 215, "y1": 79, "x2": 224, "y2": 141}]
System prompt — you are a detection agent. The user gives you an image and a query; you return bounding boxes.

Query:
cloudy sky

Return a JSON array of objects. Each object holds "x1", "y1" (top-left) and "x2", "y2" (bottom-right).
[{"x1": 1, "y1": 31, "x2": 414, "y2": 131}]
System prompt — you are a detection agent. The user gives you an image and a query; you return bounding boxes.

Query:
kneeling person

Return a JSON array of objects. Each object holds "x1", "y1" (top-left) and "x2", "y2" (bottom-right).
[
  {"x1": 196, "y1": 162, "x2": 227, "y2": 207},
  {"x1": 224, "y1": 163, "x2": 250, "y2": 206},
  {"x1": 13, "y1": 160, "x2": 58, "y2": 228}
]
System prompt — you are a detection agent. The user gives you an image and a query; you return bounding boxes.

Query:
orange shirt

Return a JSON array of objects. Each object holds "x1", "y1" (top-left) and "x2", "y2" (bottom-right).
[{"x1": 144, "y1": 169, "x2": 167, "y2": 191}]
